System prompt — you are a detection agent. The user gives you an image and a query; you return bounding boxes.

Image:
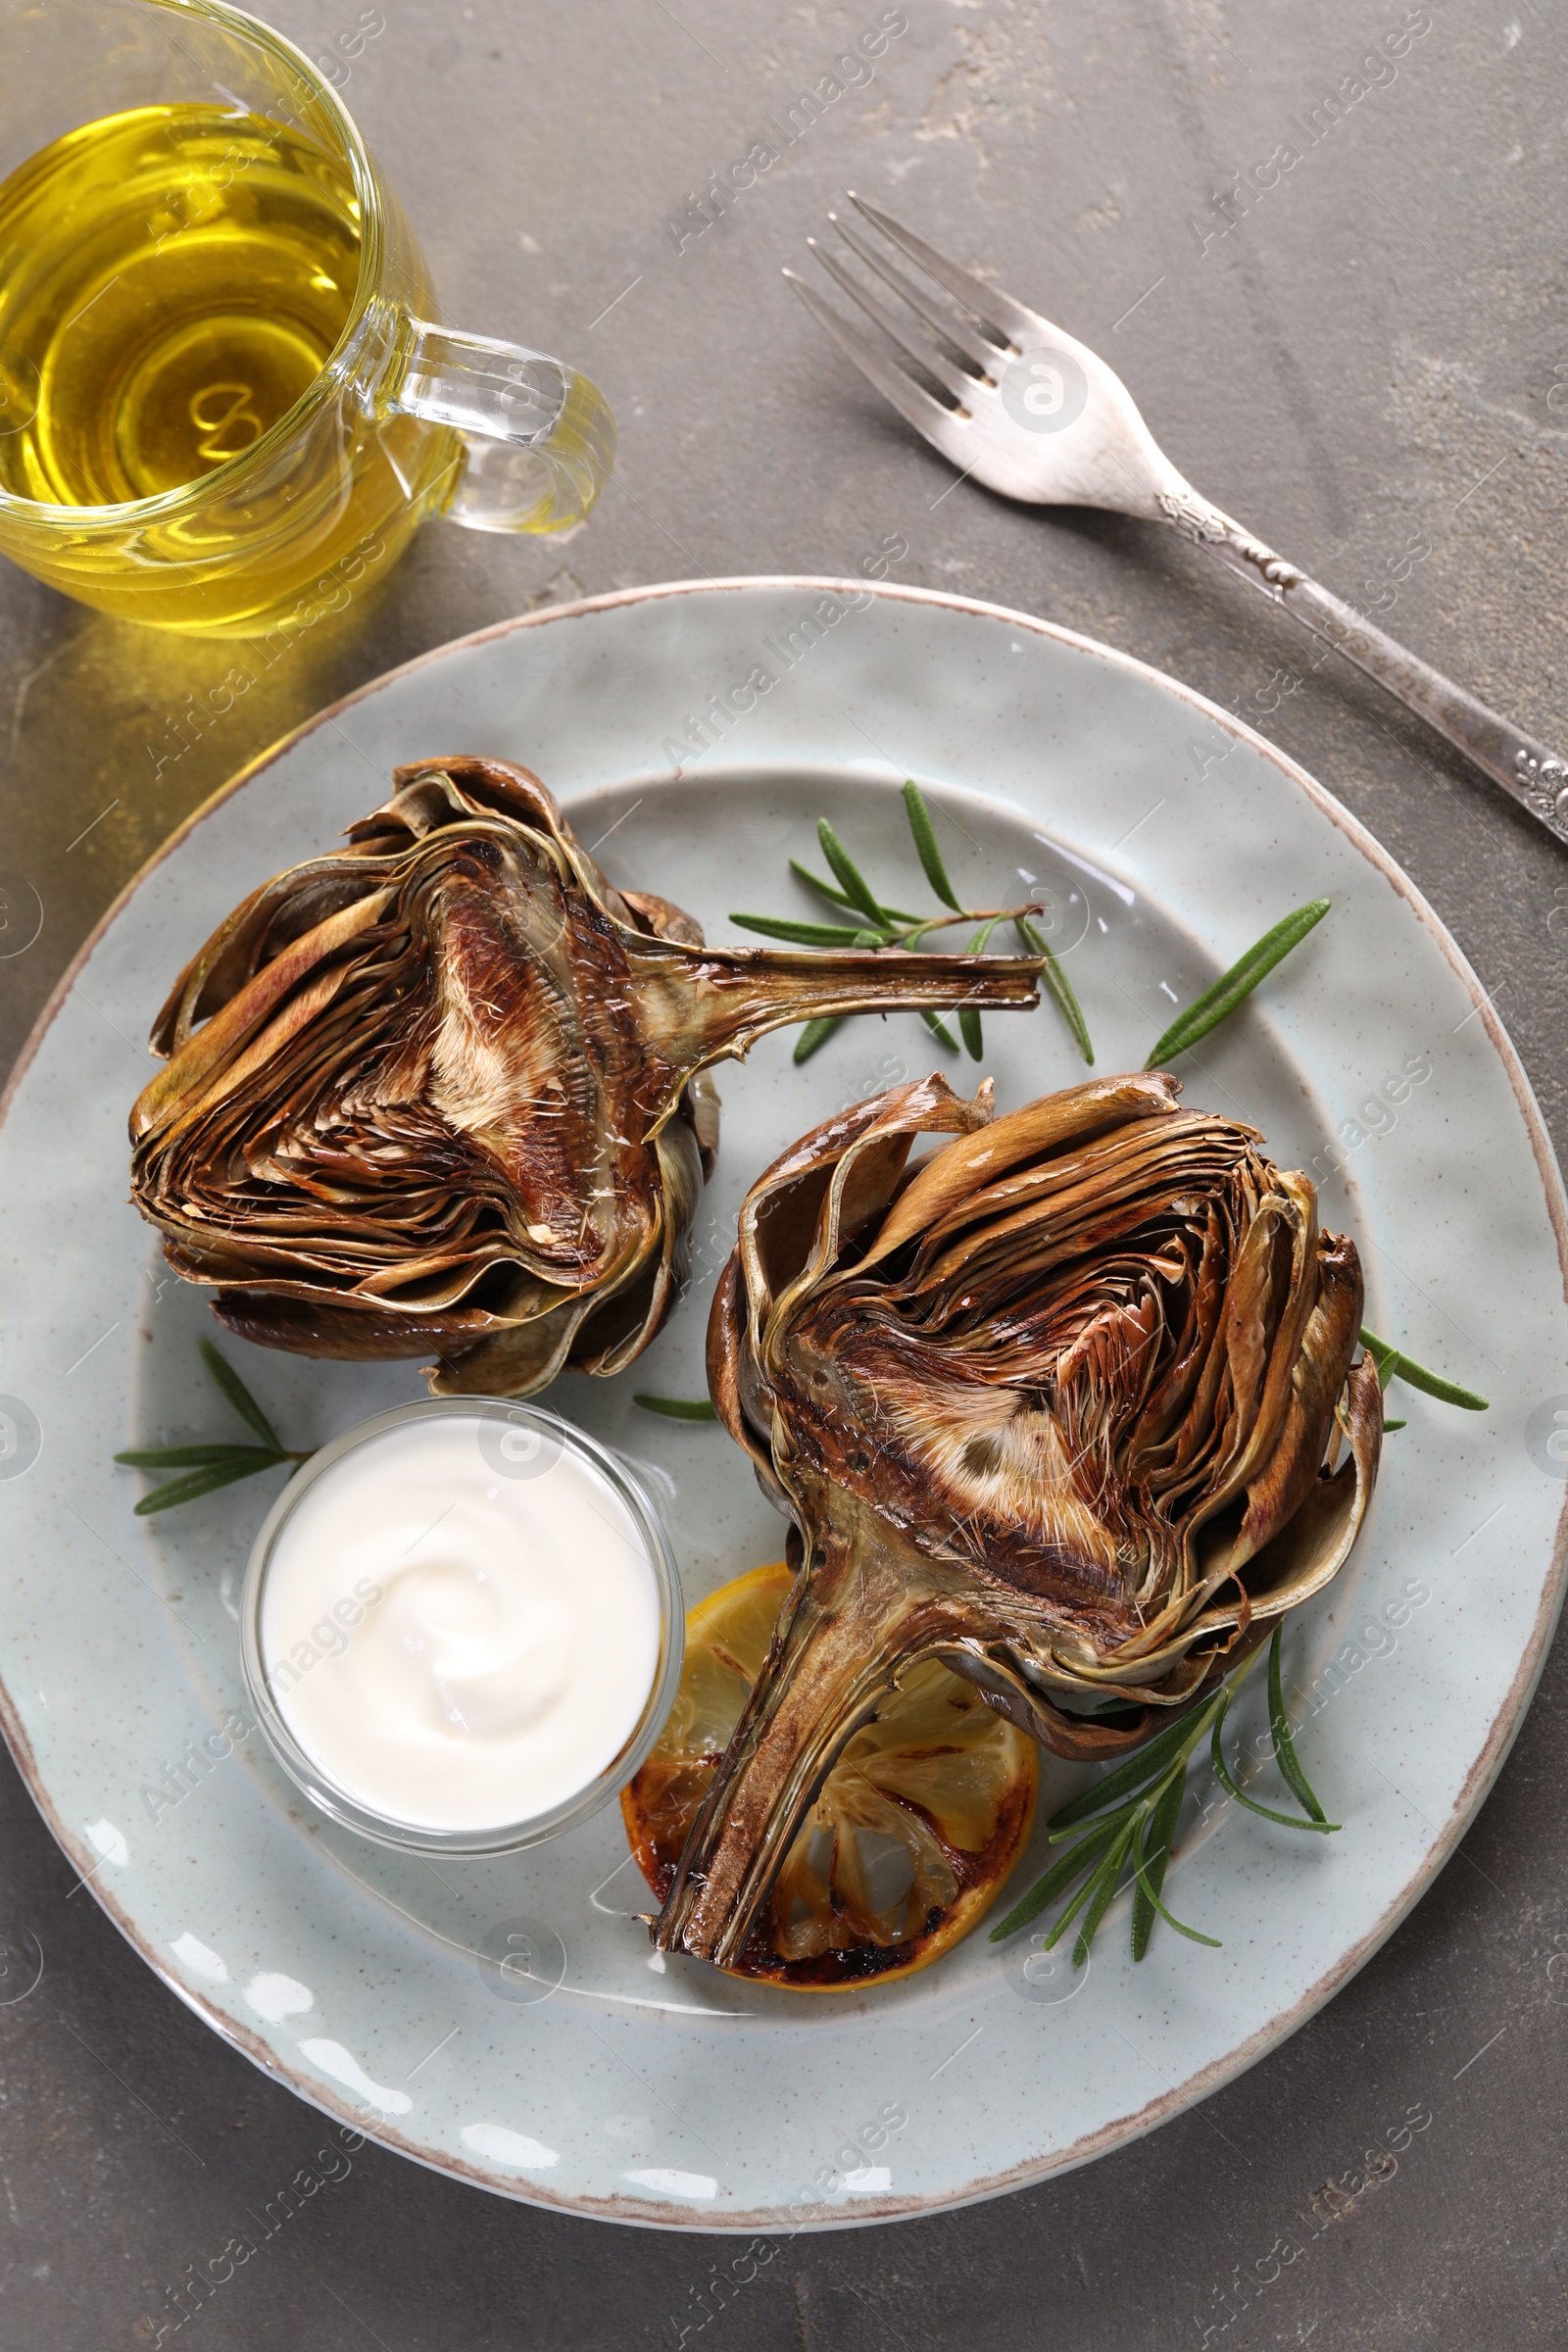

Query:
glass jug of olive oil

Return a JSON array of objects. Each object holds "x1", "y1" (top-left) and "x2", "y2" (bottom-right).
[{"x1": 0, "y1": 1, "x2": 614, "y2": 635}]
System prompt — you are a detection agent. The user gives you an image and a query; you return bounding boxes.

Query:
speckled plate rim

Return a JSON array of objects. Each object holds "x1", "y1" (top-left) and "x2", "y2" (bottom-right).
[{"x1": 2, "y1": 575, "x2": 1565, "y2": 2230}]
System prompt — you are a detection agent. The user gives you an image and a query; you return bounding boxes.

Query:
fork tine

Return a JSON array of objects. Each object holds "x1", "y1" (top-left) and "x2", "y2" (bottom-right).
[
  {"x1": 825, "y1": 208, "x2": 1000, "y2": 376},
  {"x1": 805, "y1": 237, "x2": 979, "y2": 412},
  {"x1": 845, "y1": 192, "x2": 1038, "y2": 348},
  {"x1": 783, "y1": 270, "x2": 972, "y2": 467}
]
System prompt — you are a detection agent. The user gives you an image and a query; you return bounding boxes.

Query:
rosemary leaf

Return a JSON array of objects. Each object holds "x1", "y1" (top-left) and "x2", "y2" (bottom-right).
[
  {"x1": 1358, "y1": 1325, "x2": 1489, "y2": 1412},
  {"x1": 902, "y1": 780, "x2": 962, "y2": 910},
  {"x1": 1070, "y1": 1821, "x2": 1139, "y2": 1967},
  {"x1": 963, "y1": 918, "x2": 999, "y2": 1058},
  {"x1": 1130, "y1": 1839, "x2": 1222, "y2": 1948},
  {"x1": 116, "y1": 1443, "x2": 281, "y2": 1471},
  {"x1": 1050, "y1": 1705, "x2": 1206, "y2": 1829},
  {"x1": 632, "y1": 1395, "x2": 719, "y2": 1421},
  {"x1": 1209, "y1": 1708, "x2": 1339, "y2": 1833},
  {"x1": 133, "y1": 1455, "x2": 288, "y2": 1516},
  {"x1": 200, "y1": 1339, "x2": 282, "y2": 1449},
  {"x1": 789, "y1": 860, "x2": 919, "y2": 923},
  {"x1": 1131, "y1": 1770, "x2": 1185, "y2": 1961},
  {"x1": 1383, "y1": 1418, "x2": 1407, "y2": 1432},
  {"x1": 1267, "y1": 1622, "x2": 1336, "y2": 1827},
  {"x1": 919, "y1": 1007, "x2": 959, "y2": 1054},
  {"x1": 793, "y1": 1015, "x2": 844, "y2": 1064},
  {"x1": 730, "y1": 913, "x2": 868, "y2": 948},
  {"x1": 1040, "y1": 1824, "x2": 1134, "y2": 1953},
  {"x1": 1144, "y1": 898, "x2": 1330, "y2": 1069},
  {"x1": 1016, "y1": 916, "x2": 1094, "y2": 1066},
  {"x1": 818, "y1": 820, "x2": 890, "y2": 925},
  {"x1": 987, "y1": 1815, "x2": 1125, "y2": 1941}
]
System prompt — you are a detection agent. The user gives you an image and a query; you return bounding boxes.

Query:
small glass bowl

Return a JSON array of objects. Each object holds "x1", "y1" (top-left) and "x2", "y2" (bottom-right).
[{"x1": 239, "y1": 1397, "x2": 684, "y2": 1856}]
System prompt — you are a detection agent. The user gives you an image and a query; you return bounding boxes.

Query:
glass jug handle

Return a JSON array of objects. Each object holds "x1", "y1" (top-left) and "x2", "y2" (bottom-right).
[{"x1": 380, "y1": 318, "x2": 615, "y2": 535}]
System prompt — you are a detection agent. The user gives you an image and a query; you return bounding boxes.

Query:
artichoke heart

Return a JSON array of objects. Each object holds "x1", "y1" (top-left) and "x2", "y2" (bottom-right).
[
  {"x1": 658, "y1": 1070, "x2": 1382, "y2": 1968},
  {"x1": 128, "y1": 758, "x2": 1042, "y2": 1396}
]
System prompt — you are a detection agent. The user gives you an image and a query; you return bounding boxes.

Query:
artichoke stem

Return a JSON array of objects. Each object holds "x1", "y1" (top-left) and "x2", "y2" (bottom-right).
[
  {"x1": 654, "y1": 1491, "x2": 967, "y2": 1966},
  {"x1": 643, "y1": 947, "x2": 1042, "y2": 1071}
]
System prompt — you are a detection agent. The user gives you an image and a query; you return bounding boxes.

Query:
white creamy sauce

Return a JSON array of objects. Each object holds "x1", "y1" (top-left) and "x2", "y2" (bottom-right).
[{"x1": 259, "y1": 1417, "x2": 661, "y2": 1833}]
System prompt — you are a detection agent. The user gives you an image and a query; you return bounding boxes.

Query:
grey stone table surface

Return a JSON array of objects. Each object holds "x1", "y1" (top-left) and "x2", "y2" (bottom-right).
[{"x1": 2, "y1": 1, "x2": 1567, "y2": 2345}]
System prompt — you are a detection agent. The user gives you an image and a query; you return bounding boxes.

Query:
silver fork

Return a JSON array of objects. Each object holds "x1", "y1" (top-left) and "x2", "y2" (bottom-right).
[{"x1": 787, "y1": 195, "x2": 1568, "y2": 851}]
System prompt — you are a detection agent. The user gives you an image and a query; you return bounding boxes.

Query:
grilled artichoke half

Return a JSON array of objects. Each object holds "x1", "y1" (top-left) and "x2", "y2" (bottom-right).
[
  {"x1": 128, "y1": 758, "x2": 1043, "y2": 1396},
  {"x1": 657, "y1": 1069, "x2": 1382, "y2": 1967}
]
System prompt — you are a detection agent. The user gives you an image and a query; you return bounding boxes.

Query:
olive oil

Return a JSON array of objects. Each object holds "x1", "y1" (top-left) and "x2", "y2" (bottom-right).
[
  {"x1": 0, "y1": 103, "x2": 361, "y2": 505},
  {"x1": 0, "y1": 102, "x2": 454, "y2": 632}
]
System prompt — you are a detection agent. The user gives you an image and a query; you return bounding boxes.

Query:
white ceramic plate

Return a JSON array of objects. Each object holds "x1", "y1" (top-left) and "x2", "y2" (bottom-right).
[{"x1": 2, "y1": 580, "x2": 1564, "y2": 2231}]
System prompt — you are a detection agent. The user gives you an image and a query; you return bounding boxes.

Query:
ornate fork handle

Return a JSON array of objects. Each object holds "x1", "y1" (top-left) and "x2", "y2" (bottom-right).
[{"x1": 1156, "y1": 488, "x2": 1568, "y2": 846}]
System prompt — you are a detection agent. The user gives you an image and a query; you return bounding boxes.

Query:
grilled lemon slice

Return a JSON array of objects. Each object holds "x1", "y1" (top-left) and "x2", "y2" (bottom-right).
[{"x1": 622, "y1": 1561, "x2": 1038, "y2": 1988}]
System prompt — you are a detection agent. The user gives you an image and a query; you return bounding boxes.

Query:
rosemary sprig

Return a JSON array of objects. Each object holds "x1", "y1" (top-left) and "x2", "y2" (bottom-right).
[
  {"x1": 736, "y1": 892, "x2": 1051, "y2": 955},
  {"x1": 732, "y1": 784, "x2": 1095, "y2": 1068},
  {"x1": 1145, "y1": 899, "x2": 1330, "y2": 1069},
  {"x1": 1360, "y1": 1326, "x2": 1489, "y2": 1413},
  {"x1": 115, "y1": 1341, "x2": 308, "y2": 1515},
  {"x1": 731, "y1": 900, "x2": 1043, "y2": 953},
  {"x1": 632, "y1": 1395, "x2": 719, "y2": 1421},
  {"x1": 989, "y1": 1622, "x2": 1336, "y2": 1966}
]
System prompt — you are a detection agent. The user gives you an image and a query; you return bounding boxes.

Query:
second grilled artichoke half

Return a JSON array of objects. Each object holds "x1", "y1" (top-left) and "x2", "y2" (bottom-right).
[
  {"x1": 128, "y1": 759, "x2": 1043, "y2": 1396},
  {"x1": 657, "y1": 1070, "x2": 1382, "y2": 1967}
]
